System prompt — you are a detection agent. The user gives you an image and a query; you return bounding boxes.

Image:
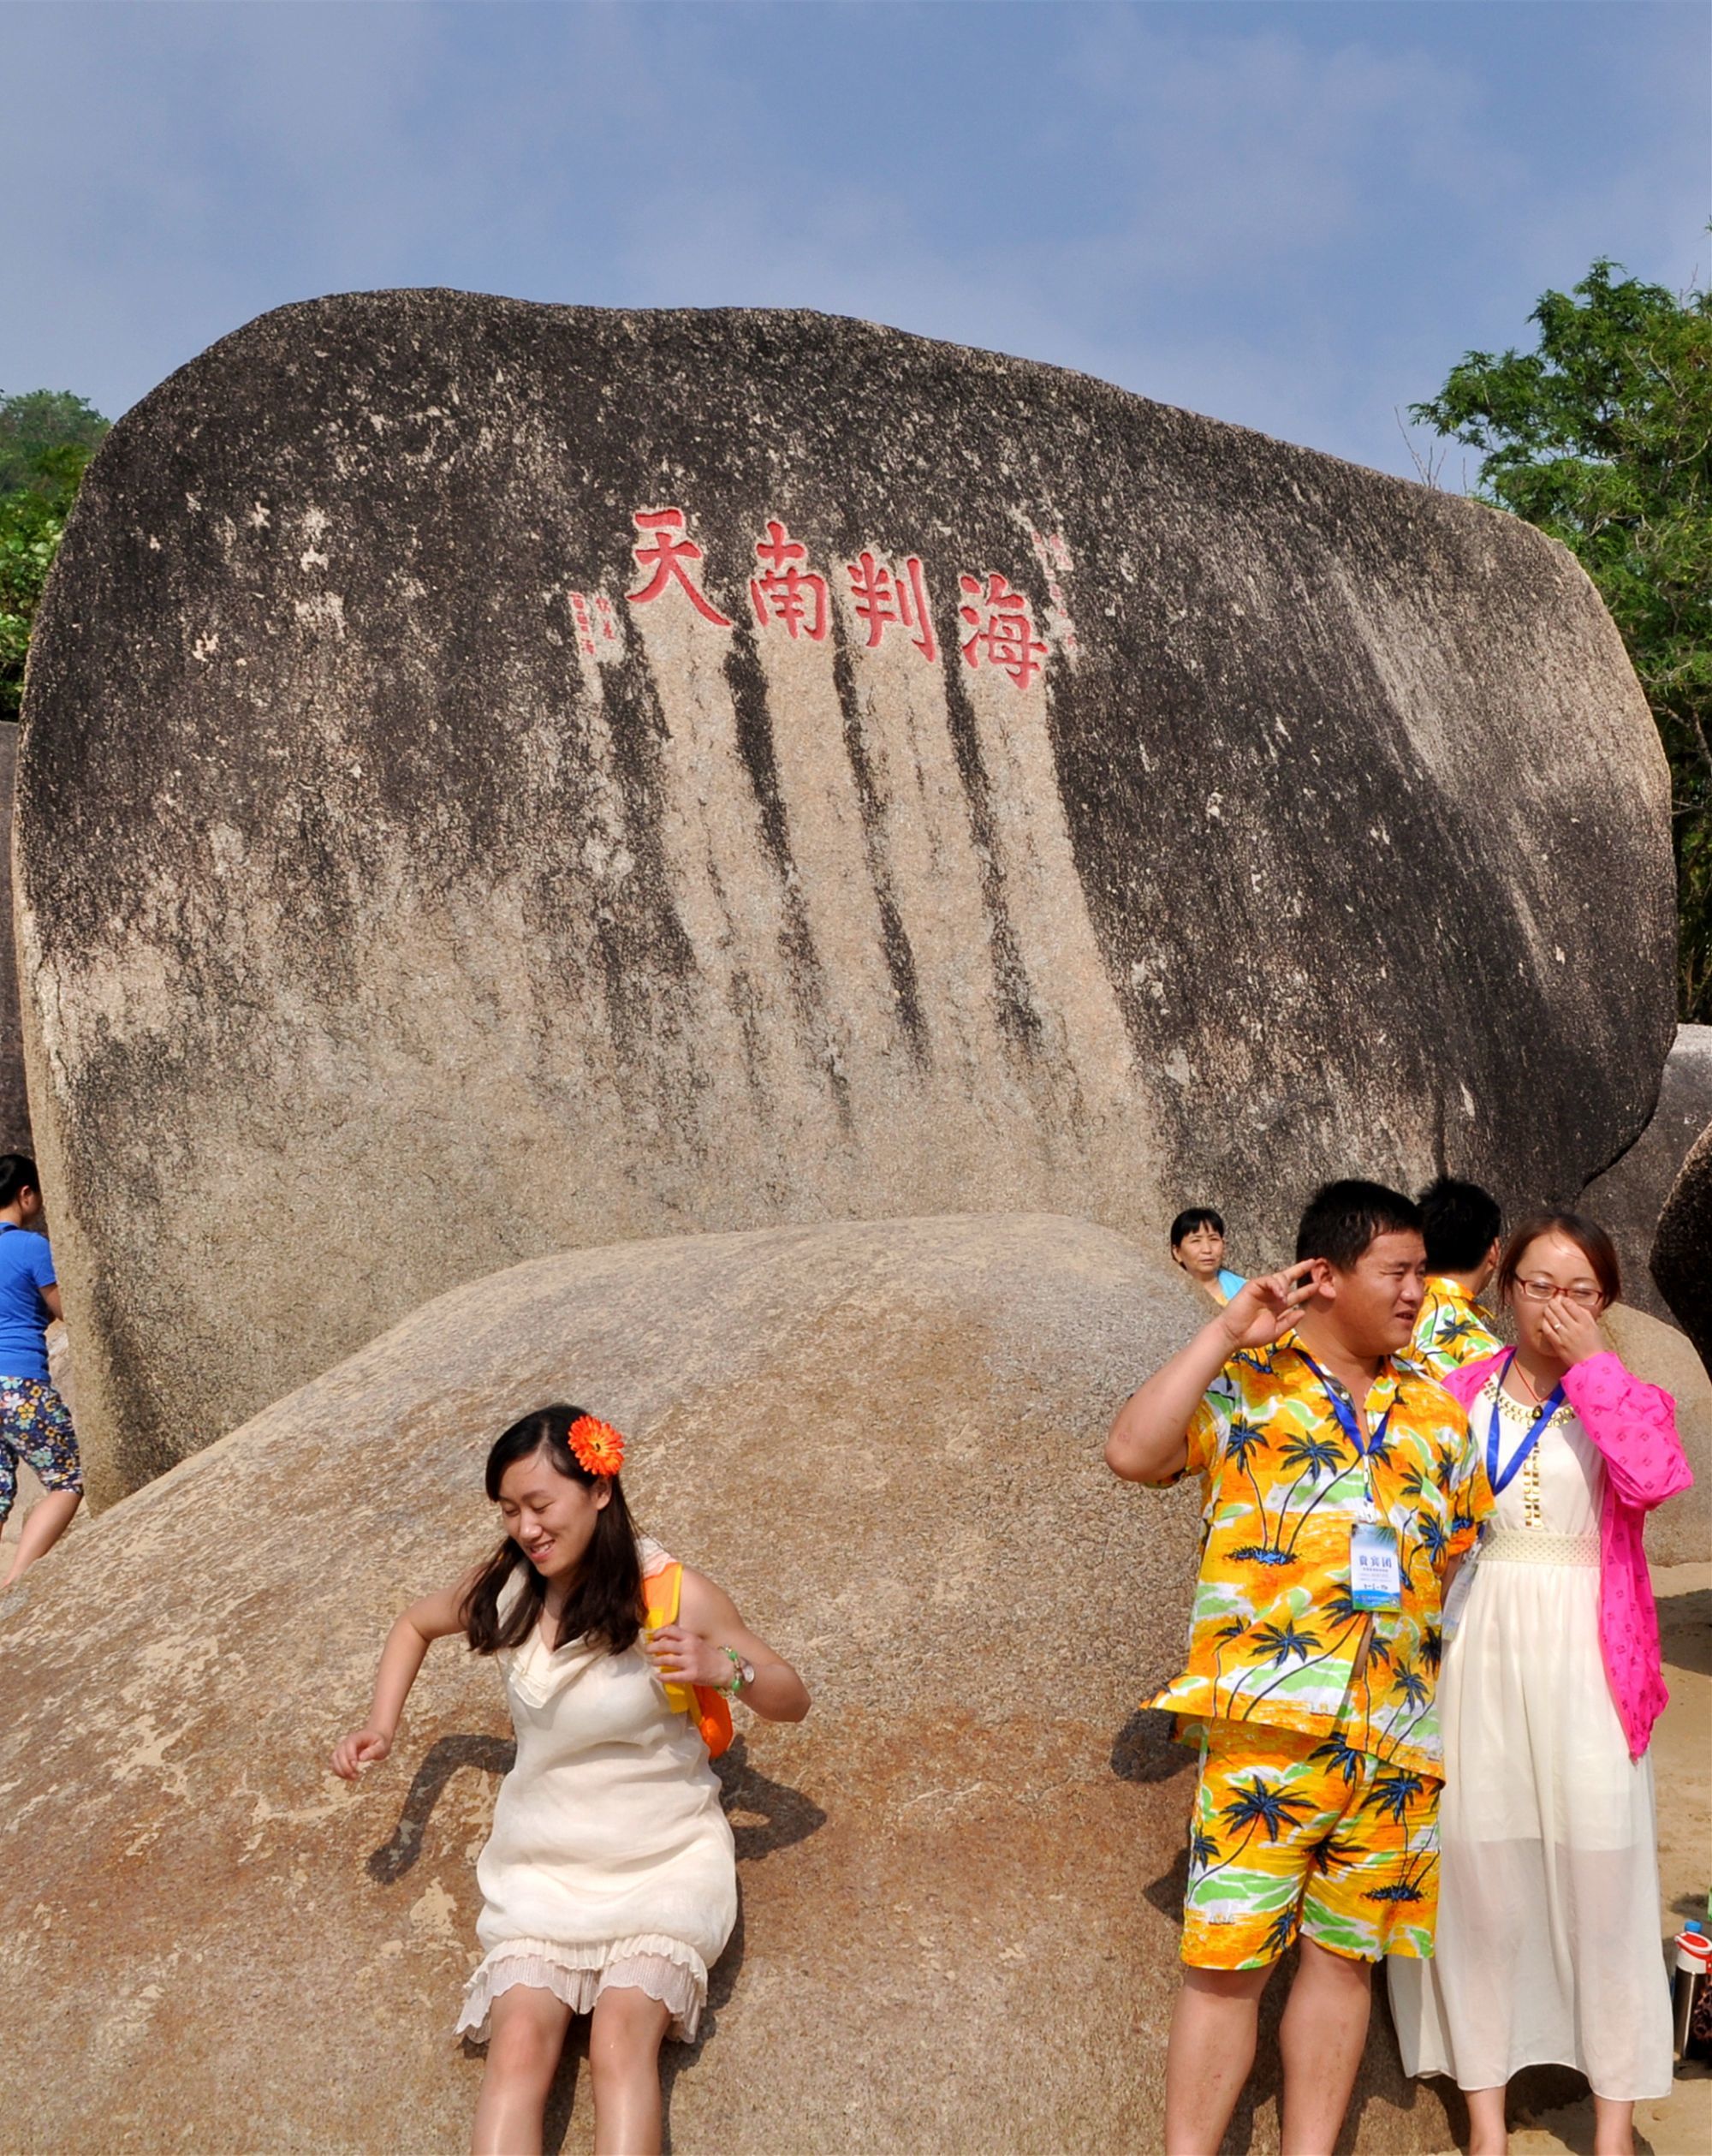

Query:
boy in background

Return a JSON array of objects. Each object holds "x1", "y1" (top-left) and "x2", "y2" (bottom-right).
[{"x1": 1412, "y1": 1176, "x2": 1503, "y2": 1378}]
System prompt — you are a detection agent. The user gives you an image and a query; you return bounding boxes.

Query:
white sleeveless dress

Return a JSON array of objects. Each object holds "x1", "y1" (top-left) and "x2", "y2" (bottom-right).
[
  {"x1": 1388, "y1": 1379, "x2": 1673, "y2": 2099},
  {"x1": 455, "y1": 1541, "x2": 737, "y2": 2043}
]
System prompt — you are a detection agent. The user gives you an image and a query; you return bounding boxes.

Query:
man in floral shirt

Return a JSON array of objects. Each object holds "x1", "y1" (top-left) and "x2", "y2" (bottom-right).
[
  {"x1": 1411, "y1": 1176, "x2": 1504, "y2": 1379},
  {"x1": 1108, "y1": 1180, "x2": 1489, "y2": 2156}
]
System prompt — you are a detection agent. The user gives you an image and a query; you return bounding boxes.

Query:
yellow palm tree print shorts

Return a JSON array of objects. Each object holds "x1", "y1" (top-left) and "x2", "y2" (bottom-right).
[{"x1": 1181, "y1": 1719, "x2": 1440, "y2": 1968}]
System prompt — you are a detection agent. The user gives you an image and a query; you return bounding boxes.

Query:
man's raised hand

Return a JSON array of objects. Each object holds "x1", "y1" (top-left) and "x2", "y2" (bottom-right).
[{"x1": 1219, "y1": 1260, "x2": 1318, "y2": 1349}]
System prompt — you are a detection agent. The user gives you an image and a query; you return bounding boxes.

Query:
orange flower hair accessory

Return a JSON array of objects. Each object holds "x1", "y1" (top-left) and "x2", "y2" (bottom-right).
[{"x1": 568, "y1": 1414, "x2": 626, "y2": 1478}]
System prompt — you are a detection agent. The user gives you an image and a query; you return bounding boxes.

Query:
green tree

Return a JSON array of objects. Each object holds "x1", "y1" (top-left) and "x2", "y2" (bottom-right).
[
  {"x1": 1412, "y1": 258, "x2": 1712, "y2": 1021},
  {"x1": 0, "y1": 390, "x2": 110, "y2": 494},
  {"x1": 0, "y1": 390, "x2": 110, "y2": 724}
]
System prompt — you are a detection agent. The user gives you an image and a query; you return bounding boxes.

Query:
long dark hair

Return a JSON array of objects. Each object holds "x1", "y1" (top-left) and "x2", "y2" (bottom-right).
[{"x1": 460, "y1": 1404, "x2": 644, "y2": 1658}]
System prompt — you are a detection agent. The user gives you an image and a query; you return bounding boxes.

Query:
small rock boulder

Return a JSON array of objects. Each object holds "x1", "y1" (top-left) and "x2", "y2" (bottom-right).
[
  {"x1": 1580, "y1": 1026, "x2": 1712, "y2": 1324},
  {"x1": 1653, "y1": 1120, "x2": 1712, "y2": 1388}
]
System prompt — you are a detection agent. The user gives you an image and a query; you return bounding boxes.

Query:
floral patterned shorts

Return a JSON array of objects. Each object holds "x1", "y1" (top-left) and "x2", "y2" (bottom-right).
[
  {"x1": 1180, "y1": 1718, "x2": 1440, "y2": 1968},
  {"x1": 0, "y1": 1377, "x2": 81, "y2": 1519}
]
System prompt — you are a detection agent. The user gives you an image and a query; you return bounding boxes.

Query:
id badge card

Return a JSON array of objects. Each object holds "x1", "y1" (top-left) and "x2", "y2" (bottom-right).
[{"x1": 1349, "y1": 1520, "x2": 1402, "y2": 1611}]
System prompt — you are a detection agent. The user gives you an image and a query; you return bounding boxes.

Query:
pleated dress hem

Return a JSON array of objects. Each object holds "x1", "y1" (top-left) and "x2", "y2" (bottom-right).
[{"x1": 455, "y1": 1931, "x2": 710, "y2": 2045}]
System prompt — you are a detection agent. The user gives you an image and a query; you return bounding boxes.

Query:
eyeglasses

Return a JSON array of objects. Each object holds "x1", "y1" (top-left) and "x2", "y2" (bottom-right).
[{"x1": 1514, "y1": 1278, "x2": 1602, "y2": 1307}]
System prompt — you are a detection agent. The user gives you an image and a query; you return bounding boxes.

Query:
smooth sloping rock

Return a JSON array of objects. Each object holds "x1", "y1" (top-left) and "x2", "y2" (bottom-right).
[
  {"x1": 18, "y1": 295, "x2": 1675, "y2": 1499},
  {"x1": 1580, "y1": 1026, "x2": 1712, "y2": 1324},
  {"x1": 0, "y1": 1214, "x2": 1459, "y2": 2155},
  {"x1": 1653, "y1": 1119, "x2": 1712, "y2": 1379},
  {"x1": 1596, "y1": 1303, "x2": 1710, "y2": 1567},
  {"x1": 0, "y1": 724, "x2": 28, "y2": 1151}
]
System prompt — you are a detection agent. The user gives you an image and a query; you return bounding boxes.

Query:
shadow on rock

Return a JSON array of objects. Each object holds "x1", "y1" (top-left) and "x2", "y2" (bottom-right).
[
  {"x1": 716, "y1": 1735, "x2": 828, "y2": 1862},
  {"x1": 1111, "y1": 1707, "x2": 1197, "y2": 1785},
  {"x1": 367, "y1": 1731, "x2": 516, "y2": 1885}
]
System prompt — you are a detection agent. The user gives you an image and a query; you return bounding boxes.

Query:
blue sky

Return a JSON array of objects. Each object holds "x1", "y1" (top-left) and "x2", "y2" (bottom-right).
[{"x1": 7, "y1": 1, "x2": 1708, "y2": 483}]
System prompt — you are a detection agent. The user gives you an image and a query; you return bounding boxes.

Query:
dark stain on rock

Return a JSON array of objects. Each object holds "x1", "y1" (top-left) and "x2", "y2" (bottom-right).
[
  {"x1": 585, "y1": 630, "x2": 706, "y2": 1141},
  {"x1": 937, "y1": 634, "x2": 1044, "y2": 1059},
  {"x1": 829, "y1": 621, "x2": 929, "y2": 1069},
  {"x1": 723, "y1": 619, "x2": 852, "y2": 1129}
]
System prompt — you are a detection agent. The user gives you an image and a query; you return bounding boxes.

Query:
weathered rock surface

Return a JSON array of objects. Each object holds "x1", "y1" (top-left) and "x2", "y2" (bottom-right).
[
  {"x1": 0, "y1": 723, "x2": 30, "y2": 1152},
  {"x1": 20, "y1": 294, "x2": 1675, "y2": 1498},
  {"x1": 1596, "y1": 1303, "x2": 1710, "y2": 1567},
  {"x1": 1580, "y1": 1026, "x2": 1712, "y2": 1324},
  {"x1": 0, "y1": 1214, "x2": 1459, "y2": 2154},
  {"x1": 1653, "y1": 1118, "x2": 1712, "y2": 1380}
]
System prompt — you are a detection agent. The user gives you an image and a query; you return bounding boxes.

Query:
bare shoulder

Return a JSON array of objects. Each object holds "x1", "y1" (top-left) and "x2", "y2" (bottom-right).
[{"x1": 675, "y1": 1563, "x2": 741, "y2": 1626}]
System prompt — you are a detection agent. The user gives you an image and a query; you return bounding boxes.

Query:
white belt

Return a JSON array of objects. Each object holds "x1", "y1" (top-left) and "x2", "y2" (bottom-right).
[{"x1": 1482, "y1": 1527, "x2": 1599, "y2": 1568}]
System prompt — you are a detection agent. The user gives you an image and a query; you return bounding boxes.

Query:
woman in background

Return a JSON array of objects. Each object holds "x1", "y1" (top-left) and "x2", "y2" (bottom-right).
[
  {"x1": 0, "y1": 1153, "x2": 81, "y2": 1589},
  {"x1": 1168, "y1": 1206, "x2": 1245, "y2": 1307},
  {"x1": 1388, "y1": 1211, "x2": 1691, "y2": 2156}
]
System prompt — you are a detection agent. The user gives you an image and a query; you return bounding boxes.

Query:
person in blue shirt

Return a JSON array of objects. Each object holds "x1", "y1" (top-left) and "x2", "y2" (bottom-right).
[
  {"x1": 1168, "y1": 1206, "x2": 1247, "y2": 1307},
  {"x1": 0, "y1": 1153, "x2": 81, "y2": 1588}
]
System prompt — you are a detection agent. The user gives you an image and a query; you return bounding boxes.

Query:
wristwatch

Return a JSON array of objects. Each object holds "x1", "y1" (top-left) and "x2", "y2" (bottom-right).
[{"x1": 720, "y1": 1648, "x2": 756, "y2": 1699}]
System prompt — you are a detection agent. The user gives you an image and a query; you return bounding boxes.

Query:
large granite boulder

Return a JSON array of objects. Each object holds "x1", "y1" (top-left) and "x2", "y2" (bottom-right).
[
  {"x1": 1579, "y1": 1025, "x2": 1712, "y2": 1324},
  {"x1": 0, "y1": 1214, "x2": 1460, "y2": 2155},
  {"x1": 0, "y1": 724, "x2": 29, "y2": 1152},
  {"x1": 1653, "y1": 1119, "x2": 1712, "y2": 1379},
  {"x1": 20, "y1": 295, "x2": 1674, "y2": 1499}
]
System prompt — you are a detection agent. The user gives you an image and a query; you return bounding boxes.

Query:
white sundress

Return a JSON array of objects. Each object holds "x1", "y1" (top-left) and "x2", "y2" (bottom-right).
[
  {"x1": 455, "y1": 1541, "x2": 737, "y2": 2045},
  {"x1": 1388, "y1": 1377, "x2": 1673, "y2": 2099}
]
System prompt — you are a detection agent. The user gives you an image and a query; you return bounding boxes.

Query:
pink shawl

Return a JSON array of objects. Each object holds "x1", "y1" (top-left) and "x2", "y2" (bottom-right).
[{"x1": 1444, "y1": 1349, "x2": 1693, "y2": 1758}]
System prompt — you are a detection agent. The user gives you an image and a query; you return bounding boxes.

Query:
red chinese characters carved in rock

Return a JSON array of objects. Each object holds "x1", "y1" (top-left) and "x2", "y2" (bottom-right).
[
  {"x1": 749, "y1": 520, "x2": 829, "y2": 641},
  {"x1": 845, "y1": 551, "x2": 937, "y2": 663},
  {"x1": 626, "y1": 508, "x2": 733, "y2": 628},
  {"x1": 568, "y1": 590, "x2": 597, "y2": 659},
  {"x1": 958, "y1": 571, "x2": 1049, "y2": 690},
  {"x1": 1028, "y1": 527, "x2": 1079, "y2": 658}
]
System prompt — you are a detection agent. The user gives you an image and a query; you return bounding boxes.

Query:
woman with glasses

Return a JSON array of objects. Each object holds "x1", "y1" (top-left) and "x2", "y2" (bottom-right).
[{"x1": 1388, "y1": 1210, "x2": 1692, "y2": 2156}]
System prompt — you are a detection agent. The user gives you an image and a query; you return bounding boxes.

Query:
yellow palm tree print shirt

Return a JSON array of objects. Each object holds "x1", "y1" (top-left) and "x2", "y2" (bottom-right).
[
  {"x1": 1146, "y1": 1335, "x2": 1490, "y2": 1778},
  {"x1": 1411, "y1": 1275, "x2": 1503, "y2": 1379}
]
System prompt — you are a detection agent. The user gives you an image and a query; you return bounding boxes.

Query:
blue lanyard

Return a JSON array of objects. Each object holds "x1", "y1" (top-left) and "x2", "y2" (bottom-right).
[
  {"x1": 1486, "y1": 1351, "x2": 1565, "y2": 1494},
  {"x1": 1294, "y1": 1349, "x2": 1393, "y2": 1462}
]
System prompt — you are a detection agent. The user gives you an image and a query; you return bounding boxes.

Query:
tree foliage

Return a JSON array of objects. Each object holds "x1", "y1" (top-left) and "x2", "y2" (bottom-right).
[
  {"x1": 0, "y1": 390, "x2": 111, "y2": 724},
  {"x1": 1412, "y1": 258, "x2": 1712, "y2": 1021}
]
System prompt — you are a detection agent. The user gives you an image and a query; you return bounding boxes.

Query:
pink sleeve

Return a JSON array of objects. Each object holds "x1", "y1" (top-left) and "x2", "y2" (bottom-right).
[
  {"x1": 1441, "y1": 1353, "x2": 1504, "y2": 1411},
  {"x1": 1561, "y1": 1352, "x2": 1695, "y2": 1512}
]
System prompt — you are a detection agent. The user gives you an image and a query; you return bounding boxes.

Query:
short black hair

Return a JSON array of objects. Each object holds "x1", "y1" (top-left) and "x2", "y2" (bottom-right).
[
  {"x1": 1294, "y1": 1179, "x2": 1422, "y2": 1270},
  {"x1": 1417, "y1": 1176, "x2": 1502, "y2": 1275},
  {"x1": 1169, "y1": 1206, "x2": 1225, "y2": 1248},
  {"x1": 0, "y1": 1154, "x2": 39, "y2": 1209}
]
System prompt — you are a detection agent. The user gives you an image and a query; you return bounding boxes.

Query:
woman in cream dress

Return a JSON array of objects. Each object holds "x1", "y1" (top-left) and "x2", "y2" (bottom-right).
[
  {"x1": 1388, "y1": 1212, "x2": 1691, "y2": 2156},
  {"x1": 335, "y1": 1403, "x2": 810, "y2": 2156}
]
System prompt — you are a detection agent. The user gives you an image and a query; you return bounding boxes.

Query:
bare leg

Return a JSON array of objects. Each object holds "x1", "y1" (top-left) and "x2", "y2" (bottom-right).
[
  {"x1": 587, "y1": 1986, "x2": 671, "y2": 2156},
  {"x1": 1590, "y1": 2094, "x2": 1634, "y2": 2156},
  {"x1": 1, "y1": 1488, "x2": 81, "y2": 1588},
  {"x1": 1465, "y1": 2085, "x2": 1508, "y2": 2155},
  {"x1": 1163, "y1": 1962, "x2": 1271, "y2": 2155},
  {"x1": 472, "y1": 1983, "x2": 572, "y2": 2156},
  {"x1": 1278, "y1": 1939, "x2": 1372, "y2": 2156}
]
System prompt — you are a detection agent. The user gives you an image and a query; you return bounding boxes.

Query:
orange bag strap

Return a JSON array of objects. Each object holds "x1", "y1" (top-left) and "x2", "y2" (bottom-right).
[
  {"x1": 640, "y1": 1559, "x2": 733, "y2": 1760},
  {"x1": 641, "y1": 1559, "x2": 682, "y2": 1630}
]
